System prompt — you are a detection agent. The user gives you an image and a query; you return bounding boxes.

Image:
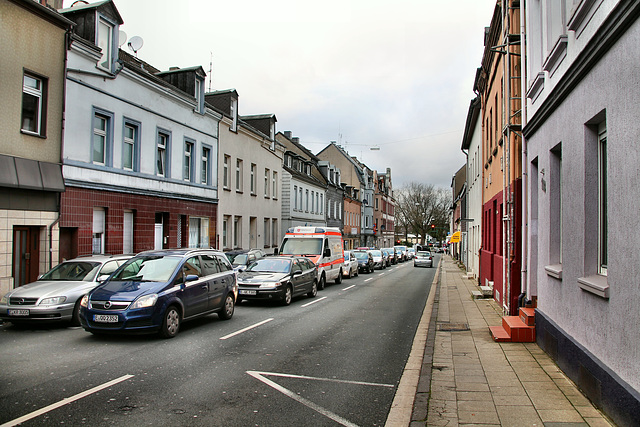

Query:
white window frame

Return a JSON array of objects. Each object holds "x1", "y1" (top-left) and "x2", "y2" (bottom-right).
[
  {"x1": 272, "y1": 171, "x2": 277, "y2": 199},
  {"x1": 21, "y1": 73, "x2": 45, "y2": 135},
  {"x1": 223, "y1": 155, "x2": 230, "y2": 189},
  {"x1": 184, "y1": 140, "x2": 194, "y2": 182},
  {"x1": 156, "y1": 131, "x2": 170, "y2": 177},
  {"x1": 97, "y1": 17, "x2": 114, "y2": 72},
  {"x1": 236, "y1": 159, "x2": 243, "y2": 192},
  {"x1": 250, "y1": 163, "x2": 256, "y2": 194},
  {"x1": 201, "y1": 146, "x2": 211, "y2": 185},
  {"x1": 598, "y1": 122, "x2": 607, "y2": 276},
  {"x1": 264, "y1": 169, "x2": 270, "y2": 198},
  {"x1": 122, "y1": 121, "x2": 138, "y2": 171}
]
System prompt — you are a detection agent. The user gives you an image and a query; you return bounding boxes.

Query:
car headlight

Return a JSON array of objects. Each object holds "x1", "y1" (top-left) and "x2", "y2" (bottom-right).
[
  {"x1": 39, "y1": 296, "x2": 67, "y2": 305},
  {"x1": 259, "y1": 282, "x2": 278, "y2": 289},
  {"x1": 0, "y1": 295, "x2": 7, "y2": 304},
  {"x1": 130, "y1": 294, "x2": 158, "y2": 309},
  {"x1": 80, "y1": 294, "x2": 89, "y2": 308}
]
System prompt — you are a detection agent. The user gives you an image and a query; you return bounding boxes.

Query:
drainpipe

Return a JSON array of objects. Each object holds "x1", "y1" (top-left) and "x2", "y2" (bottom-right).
[
  {"x1": 520, "y1": 0, "x2": 529, "y2": 304},
  {"x1": 48, "y1": 215, "x2": 60, "y2": 270}
]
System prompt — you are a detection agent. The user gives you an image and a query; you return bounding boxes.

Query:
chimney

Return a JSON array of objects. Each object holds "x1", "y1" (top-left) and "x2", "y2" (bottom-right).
[
  {"x1": 292, "y1": 137, "x2": 300, "y2": 144},
  {"x1": 283, "y1": 131, "x2": 292, "y2": 139},
  {"x1": 40, "y1": 0, "x2": 64, "y2": 9}
]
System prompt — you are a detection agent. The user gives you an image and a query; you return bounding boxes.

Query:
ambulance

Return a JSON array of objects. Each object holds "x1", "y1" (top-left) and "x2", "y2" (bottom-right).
[{"x1": 277, "y1": 226, "x2": 344, "y2": 290}]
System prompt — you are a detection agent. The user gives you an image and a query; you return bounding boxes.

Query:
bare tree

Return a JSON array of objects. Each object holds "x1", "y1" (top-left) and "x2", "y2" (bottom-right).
[{"x1": 396, "y1": 182, "x2": 451, "y2": 244}]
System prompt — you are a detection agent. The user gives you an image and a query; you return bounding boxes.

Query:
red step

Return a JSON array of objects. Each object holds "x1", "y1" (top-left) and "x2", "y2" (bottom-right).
[
  {"x1": 519, "y1": 307, "x2": 535, "y2": 326},
  {"x1": 503, "y1": 316, "x2": 536, "y2": 342},
  {"x1": 489, "y1": 325, "x2": 511, "y2": 342}
]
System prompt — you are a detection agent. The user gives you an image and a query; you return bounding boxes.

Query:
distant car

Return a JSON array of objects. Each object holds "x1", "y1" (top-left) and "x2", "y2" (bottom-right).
[
  {"x1": 80, "y1": 249, "x2": 237, "y2": 338},
  {"x1": 394, "y1": 245, "x2": 408, "y2": 262},
  {"x1": 380, "y1": 248, "x2": 392, "y2": 267},
  {"x1": 236, "y1": 256, "x2": 317, "y2": 305},
  {"x1": 407, "y1": 248, "x2": 416, "y2": 259},
  {"x1": 369, "y1": 249, "x2": 386, "y2": 270},
  {"x1": 414, "y1": 251, "x2": 433, "y2": 268},
  {"x1": 353, "y1": 250, "x2": 374, "y2": 273},
  {"x1": 225, "y1": 249, "x2": 265, "y2": 271},
  {"x1": 382, "y1": 247, "x2": 398, "y2": 264},
  {"x1": 342, "y1": 251, "x2": 359, "y2": 278},
  {"x1": 0, "y1": 254, "x2": 132, "y2": 326}
]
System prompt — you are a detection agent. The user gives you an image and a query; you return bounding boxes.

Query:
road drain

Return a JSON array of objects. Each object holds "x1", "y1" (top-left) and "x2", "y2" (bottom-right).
[{"x1": 437, "y1": 322, "x2": 470, "y2": 332}]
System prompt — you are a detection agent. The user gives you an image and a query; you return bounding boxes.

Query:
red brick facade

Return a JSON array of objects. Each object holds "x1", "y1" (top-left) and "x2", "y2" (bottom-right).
[{"x1": 59, "y1": 187, "x2": 217, "y2": 260}]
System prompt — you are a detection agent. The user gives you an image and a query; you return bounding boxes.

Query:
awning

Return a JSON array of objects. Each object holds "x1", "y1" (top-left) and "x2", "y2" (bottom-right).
[
  {"x1": 0, "y1": 154, "x2": 65, "y2": 192},
  {"x1": 448, "y1": 231, "x2": 461, "y2": 243}
]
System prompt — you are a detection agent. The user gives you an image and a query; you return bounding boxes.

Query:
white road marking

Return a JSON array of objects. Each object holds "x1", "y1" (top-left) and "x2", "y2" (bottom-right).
[
  {"x1": 341, "y1": 284, "x2": 356, "y2": 291},
  {"x1": 1, "y1": 374, "x2": 134, "y2": 427},
  {"x1": 301, "y1": 296, "x2": 327, "y2": 307},
  {"x1": 364, "y1": 277, "x2": 374, "y2": 282},
  {"x1": 247, "y1": 371, "x2": 394, "y2": 427},
  {"x1": 220, "y1": 318, "x2": 274, "y2": 340}
]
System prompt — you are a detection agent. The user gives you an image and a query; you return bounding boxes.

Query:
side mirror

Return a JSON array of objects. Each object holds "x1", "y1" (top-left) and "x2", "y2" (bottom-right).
[
  {"x1": 98, "y1": 274, "x2": 110, "y2": 283},
  {"x1": 292, "y1": 270, "x2": 302, "y2": 277},
  {"x1": 273, "y1": 247, "x2": 279, "y2": 255},
  {"x1": 185, "y1": 274, "x2": 199, "y2": 283},
  {"x1": 324, "y1": 248, "x2": 331, "y2": 257}
]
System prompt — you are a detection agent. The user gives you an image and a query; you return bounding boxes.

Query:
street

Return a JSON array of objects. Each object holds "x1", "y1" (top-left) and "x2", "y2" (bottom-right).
[{"x1": 0, "y1": 256, "x2": 439, "y2": 426}]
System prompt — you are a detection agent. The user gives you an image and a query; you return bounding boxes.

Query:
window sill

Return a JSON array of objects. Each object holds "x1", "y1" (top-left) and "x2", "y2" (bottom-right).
[
  {"x1": 577, "y1": 274, "x2": 609, "y2": 299},
  {"x1": 20, "y1": 130, "x2": 46, "y2": 139},
  {"x1": 543, "y1": 35, "x2": 568, "y2": 76},
  {"x1": 544, "y1": 263, "x2": 563, "y2": 279}
]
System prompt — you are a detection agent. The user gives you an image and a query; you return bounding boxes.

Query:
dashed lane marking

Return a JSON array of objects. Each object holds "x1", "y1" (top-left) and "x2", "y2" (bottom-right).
[{"x1": 220, "y1": 318, "x2": 274, "y2": 340}]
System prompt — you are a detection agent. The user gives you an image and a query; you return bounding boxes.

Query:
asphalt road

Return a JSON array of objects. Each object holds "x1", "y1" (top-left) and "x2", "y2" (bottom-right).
[{"x1": 0, "y1": 256, "x2": 439, "y2": 426}]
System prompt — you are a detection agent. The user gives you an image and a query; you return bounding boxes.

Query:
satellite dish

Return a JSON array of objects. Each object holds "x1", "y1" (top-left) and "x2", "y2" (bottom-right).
[
  {"x1": 118, "y1": 30, "x2": 127, "y2": 47},
  {"x1": 71, "y1": 0, "x2": 89, "y2": 7},
  {"x1": 127, "y1": 36, "x2": 144, "y2": 56}
]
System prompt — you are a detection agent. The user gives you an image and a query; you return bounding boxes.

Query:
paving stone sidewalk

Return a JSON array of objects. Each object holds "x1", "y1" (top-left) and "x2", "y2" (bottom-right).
[{"x1": 411, "y1": 256, "x2": 614, "y2": 427}]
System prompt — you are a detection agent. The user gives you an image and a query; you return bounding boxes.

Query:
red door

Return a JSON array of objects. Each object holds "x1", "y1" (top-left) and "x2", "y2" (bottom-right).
[{"x1": 13, "y1": 227, "x2": 40, "y2": 286}]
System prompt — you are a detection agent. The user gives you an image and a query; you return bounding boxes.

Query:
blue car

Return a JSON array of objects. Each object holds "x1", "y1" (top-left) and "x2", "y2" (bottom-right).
[{"x1": 79, "y1": 249, "x2": 237, "y2": 338}]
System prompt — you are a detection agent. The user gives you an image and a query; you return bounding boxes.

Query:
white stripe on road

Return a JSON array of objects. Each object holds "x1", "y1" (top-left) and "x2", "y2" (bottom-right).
[
  {"x1": 364, "y1": 277, "x2": 374, "y2": 282},
  {"x1": 220, "y1": 318, "x2": 274, "y2": 340},
  {"x1": 301, "y1": 296, "x2": 327, "y2": 307},
  {"x1": 341, "y1": 284, "x2": 356, "y2": 291},
  {"x1": 1, "y1": 374, "x2": 134, "y2": 427}
]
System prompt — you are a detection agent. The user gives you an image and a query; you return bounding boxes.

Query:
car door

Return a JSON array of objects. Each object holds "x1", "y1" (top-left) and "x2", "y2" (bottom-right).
[
  {"x1": 200, "y1": 253, "x2": 225, "y2": 310},
  {"x1": 299, "y1": 258, "x2": 315, "y2": 293},
  {"x1": 180, "y1": 256, "x2": 208, "y2": 317}
]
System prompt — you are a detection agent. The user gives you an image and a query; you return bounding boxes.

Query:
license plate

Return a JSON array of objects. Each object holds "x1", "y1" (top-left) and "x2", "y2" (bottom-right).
[
  {"x1": 8, "y1": 309, "x2": 29, "y2": 316},
  {"x1": 240, "y1": 290, "x2": 257, "y2": 295},
  {"x1": 93, "y1": 314, "x2": 119, "y2": 323}
]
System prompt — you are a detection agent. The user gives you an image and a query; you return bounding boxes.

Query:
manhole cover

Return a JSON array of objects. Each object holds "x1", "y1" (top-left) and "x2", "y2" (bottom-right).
[{"x1": 437, "y1": 322, "x2": 470, "y2": 331}]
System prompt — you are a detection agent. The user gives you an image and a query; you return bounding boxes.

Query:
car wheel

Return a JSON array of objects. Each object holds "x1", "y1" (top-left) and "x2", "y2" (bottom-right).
[
  {"x1": 70, "y1": 300, "x2": 82, "y2": 326},
  {"x1": 282, "y1": 284, "x2": 293, "y2": 306},
  {"x1": 335, "y1": 271, "x2": 342, "y2": 284},
  {"x1": 307, "y1": 281, "x2": 317, "y2": 298},
  {"x1": 354, "y1": 268, "x2": 358, "y2": 277},
  {"x1": 160, "y1": 305, "x2": 181, "y2": 338},
  {"x1": 318, "y1": 274, "x2": 326, "y2": 290},
  {"x1": 218, "y1": 293, "x2": 235, "y2": 320}
]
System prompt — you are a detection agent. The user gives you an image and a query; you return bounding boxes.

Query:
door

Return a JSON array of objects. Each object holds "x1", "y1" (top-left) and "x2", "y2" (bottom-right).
[
  {"x1": 13, "y1": 227, "x2": 40, "y2": 286},
  {"x1": 200, "y1": 254, "x2": 227, "y2": 310},
  {"x1": 180, "y1": 256, "x2": 208, "y2": 317},
  {"x1": 123, "y1": 211, "x2": 134, "y2": 254},
  {"x1": 249, "y1": 217, "x2": 257, "y2": 249}
]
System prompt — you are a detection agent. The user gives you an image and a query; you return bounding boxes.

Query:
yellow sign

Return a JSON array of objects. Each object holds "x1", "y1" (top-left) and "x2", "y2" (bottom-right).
[{"x1": 448, "y1": 231, "x2": 461, "y2": 243}]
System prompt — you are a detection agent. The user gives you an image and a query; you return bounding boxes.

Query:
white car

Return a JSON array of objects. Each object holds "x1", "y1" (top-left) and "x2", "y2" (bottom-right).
[{"x1": 342, "y1": 251, "x2": 359, "y2": 278}]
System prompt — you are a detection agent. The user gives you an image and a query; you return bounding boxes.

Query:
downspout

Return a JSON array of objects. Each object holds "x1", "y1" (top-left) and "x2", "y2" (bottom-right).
[{"x1": 520, "y1": 0, "x2": 529, "y2": 304}]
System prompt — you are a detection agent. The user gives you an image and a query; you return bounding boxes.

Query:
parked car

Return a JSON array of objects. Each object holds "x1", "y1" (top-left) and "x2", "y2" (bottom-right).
[
  {"x1": 80, "y1": 249, "x2": 237, "y2": 338},
  {"x1": 382, "y1": 247, "x2": 398, "y2": 264},
  {"x1": 224, "y1": 249, "x2": 265, "y2": 271},
  {"x1": 407, "y1": 248, "x2": 416, "y2": 259},
  {"x1": 369, "y1": 249, "x2": 386, "y2": 270},
  {"x1": 0, "y1": 254, "x2": 132, "y2": 326},
  {"x1": 342, "y1": 251, "x2": 359, "y2": 278},
  {"x1": 353, "y1": 250, "x2": 374, "y2": 273},
  {"x1": 414, "y1": 251, "x2": 433, "y2": 268},
  {"x1": 236, "y1": 256, "x2": 317, "y2": 305}
]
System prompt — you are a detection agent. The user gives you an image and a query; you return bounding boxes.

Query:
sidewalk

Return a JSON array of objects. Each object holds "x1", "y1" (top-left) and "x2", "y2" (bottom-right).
[{"x1": 406, "y1": 256, "x2": 614, "y2": 426}]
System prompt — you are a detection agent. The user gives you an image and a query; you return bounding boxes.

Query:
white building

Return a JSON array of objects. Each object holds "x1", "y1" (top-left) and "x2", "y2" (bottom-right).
[
  {"x1": 206, "y1": 90, "x2": 284, "y2": 252},
  {"x1": 523, "y1": 1, "x2": 640, "y2": 424}
]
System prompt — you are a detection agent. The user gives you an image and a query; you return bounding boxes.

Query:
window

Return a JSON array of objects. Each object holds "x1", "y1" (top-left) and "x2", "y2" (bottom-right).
[
  {"x1": 222, "y1": 215, "x2": 230, "y2": 248},
  {"x1": 92, "y1": 208, "x2": 106, "y2": 254},
  {"x1": 92, "y1": 111, "x2": 112, "y2": 165},
  {"x1": 223, "y1": 155, "x2": 230, "y2": 189},
  {"x1": 188, "y1": 217, "x2": 209, "y2": 248},
  {"x1": 294, "y1": 185, "x2": 298, "y2": 210},
  {"x1": 250, "y1": 164, "x2": 256, "y2": 194},
  {"x1": 305, "y1": 189, "x2": 309, "y2": 212},
  {"x1": 201, "y1": 146, "x2": 211, "y2": 185},
  {"x1": 233, "y1": 216, "x2": 242, "y2": 248},
  {"x1": 184, "y1": 140, "x2": 194, "y2": 182},
  {"x1": 264, "y1": 219, "x2": 270, "y2": 248},
  {"x1": 264, "y1": 169, "x2": 270, "y2": 197},
  {"x1": 123, "y1": 122, "x2": 138, "y2": 171},
  {"x1": 320, "y1": 194, "x2": 323, "y2": 215},
  {"x1": 97, "y1": 17, "x2": 114, "y2": 71},
  {"x1": 230, "y1": 98, "x2": 238, "y2": 132},
  {"x1": 194, "y1": 77, "x2": 204, "y2": 113},
  {"x1": 236, "y1": 159, "x2": 243, "y2": 192},
  {"x1": 272, "y1": 171, "x2": 277, "y2": 199},
  {"x1": 272, "y1": 219, "x2": 278, "y2": 246},
  {"x1": 21, "y1": 73, "x2": 46, "y2": 135},
  {"x1": 123, "y1": 210, "x2": 134, "y2": 254},
  {"x1": 156, "y1": 131, "x2": 170, "y2": 177},
  {"x1": 598, "y1": 122, "x2": 607, "y2": 275},
  {"x1": 549, "y1": 144, "x2": 562, "y2": 266}
]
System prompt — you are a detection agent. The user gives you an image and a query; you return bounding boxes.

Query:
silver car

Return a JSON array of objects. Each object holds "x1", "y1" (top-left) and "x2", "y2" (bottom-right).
[
  {"x1": 414, "y1": 251, "x2": 433, "y2": 268},
  {"x1": 342, "y1": 251, "x2": 359, "y2": 278},
  {"x1": 0, "y1": 254, "x2": 131, "y2": 326}
]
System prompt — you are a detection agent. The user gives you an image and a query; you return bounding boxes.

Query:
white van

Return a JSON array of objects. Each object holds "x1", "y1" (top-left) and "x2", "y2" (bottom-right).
[{"x1": 277, "y1": 226, "x2": 344, "y2": 290}]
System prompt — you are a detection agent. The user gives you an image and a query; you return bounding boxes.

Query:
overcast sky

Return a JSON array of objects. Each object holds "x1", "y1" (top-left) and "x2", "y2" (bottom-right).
[{"x1": 64, "y1": 0, "x2": 495, "y2": 190}]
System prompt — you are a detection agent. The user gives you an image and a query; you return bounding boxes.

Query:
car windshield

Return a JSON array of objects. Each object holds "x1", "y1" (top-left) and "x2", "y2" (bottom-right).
[
  {"x1": 370, "y1": 250, "x2": 382, "y2": 257},
  {"x1": 111, "y1": 256, "x2": 182, "y2": 282},
  {"x1": 39, "y1": 261, "x2": 101, "y2": 281},
  {"x1": 247, "y1": 258, "x2": 291, "y2": 273},
  {"x1": 353, "y1": 252, "x2": 368, "y2": 260},
  {"x1": 417, "y1": 251, "x2": 431, "y2": 257},
  {"x1": 279, "y1": 238, "x2": 323, "y2": 256},
  {"x1": 226, "y1": 253, "x2": 248, "y2": 265}
]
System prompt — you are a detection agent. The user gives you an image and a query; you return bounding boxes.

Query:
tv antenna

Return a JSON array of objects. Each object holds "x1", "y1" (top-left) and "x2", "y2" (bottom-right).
[
  {"x1": 127, "y1": 36, "x2": 144, "y2": 57},
  {"x1": 208, "y1": 51, "x2": 213, "y2": 92}
]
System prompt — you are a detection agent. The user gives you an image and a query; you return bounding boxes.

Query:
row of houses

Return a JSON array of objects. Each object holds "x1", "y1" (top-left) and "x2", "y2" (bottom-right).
[
  {"x1": 450, "y1": 1, "x2": 640, "y2": 425},
  {"x1": 0, "y1": 0, "x2": 396, "y2": 297}
]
